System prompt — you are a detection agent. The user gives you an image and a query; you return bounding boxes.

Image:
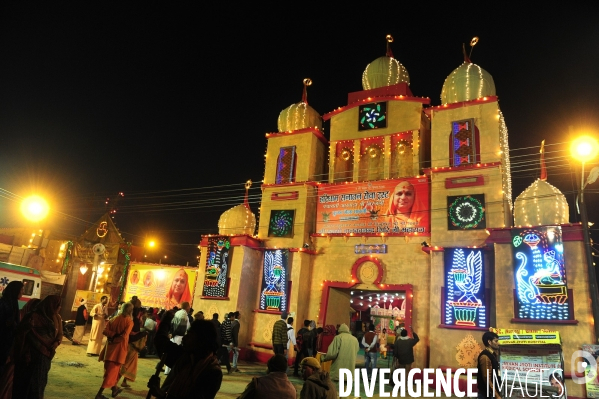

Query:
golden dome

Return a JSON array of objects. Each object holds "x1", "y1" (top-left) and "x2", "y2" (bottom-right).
[
  {"x1": 218, "y1": 204, "x2": 256, "y2": 235},
  {"x1": 441, "y1": 62, "x2": 496, "y2": 104},
  {"x1": 514, "y1": 179, "x2": 569, "y2": 227},
  {"x1": 277, "y1": 102, "x2": 322, "y2": 132},
  {"x1": 362, "y1": 56, "x2": 410, "y2": 90}
]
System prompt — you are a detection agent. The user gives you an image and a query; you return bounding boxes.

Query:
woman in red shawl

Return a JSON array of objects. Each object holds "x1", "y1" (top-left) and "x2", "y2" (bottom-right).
[
  {"x1": 166, "y1": 269, "x2": 192, "y2": 308},
  {"x1": 12, "y1": 294, "x2": 63, "y2": 399},
  {"x1": 95, "y1": 302, "x2": 134, "y2": 399}
]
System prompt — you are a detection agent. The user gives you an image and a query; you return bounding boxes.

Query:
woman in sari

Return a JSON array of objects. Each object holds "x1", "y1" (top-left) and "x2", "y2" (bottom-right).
[
  {"x1": 12, "y1": 294, "x2": 63, "y2": 399},
  {"x1": 0, "y1": 281, "x2": 24, "y2": 376},
  {"x1": 166, "y1": 269, "x2": 192, "y2": 308},
  {"x1": 95, "y1": 302, "x2": 134, "y2": 399},
  {"x1": 386, "y1": 180, "x2": 426, "y2": 231}
]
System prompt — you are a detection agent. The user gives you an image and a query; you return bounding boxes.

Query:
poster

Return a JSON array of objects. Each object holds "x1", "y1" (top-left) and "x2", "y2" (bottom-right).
[
  {"x1": 582, "y1": 344, "x2": 599, "y2": 397},
  {"x1": 511, "y1": 226, "x2": 571, "y2": 321},
  {"x1": 202, "y1": 236, "x2": 230, "y2": 298},
  {"x1": 316, "y1": 177, "x2": 430, "y2": 235},
  {"x1": 72, "y1": 290, "x2": 109, "y2": 312},
  {"x1": 443, "y1": 248, "x2": 486, "y2": 328},
  {"x1": 260, "y1": 249, "x2": 289, "y2": 312},
  {"x1": 123, "y1": 264, "x2": 198, "y2": 310}
]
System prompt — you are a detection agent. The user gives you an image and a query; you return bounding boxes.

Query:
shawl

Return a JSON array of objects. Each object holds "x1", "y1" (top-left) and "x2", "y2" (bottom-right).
[
  {"x1": 163, "y1": 353, "x2": 220, "y2": 398},
  {"x1": 16, "y1": 295, "x2": 62, "y2": 360}
]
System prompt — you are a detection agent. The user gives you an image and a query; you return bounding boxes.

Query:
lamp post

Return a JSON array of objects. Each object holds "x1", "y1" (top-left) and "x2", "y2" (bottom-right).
[{"x1": 571, "y1": 136, "x2": 599, "y2": 342}]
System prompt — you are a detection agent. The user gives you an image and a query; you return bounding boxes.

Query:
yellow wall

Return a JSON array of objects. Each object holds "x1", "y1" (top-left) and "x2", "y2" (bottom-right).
[
  {"x1": 263, "y1": 132, "x2": 325, "y2": 184},
  {"x1": 330, "y1": 101, "x2": 423, "y2": 142},
  {"x1": 430, "y1": 101, "x2": 501, "y2": 167},
  {"x1": 430, "y1": 167, "x2": 507, "y2": 248},
  {"x1": 258, "y1": 185, "x2": 317, "y2": 249}
]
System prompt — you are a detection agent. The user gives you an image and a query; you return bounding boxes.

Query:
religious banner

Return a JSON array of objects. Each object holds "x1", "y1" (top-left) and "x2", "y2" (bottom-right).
[
  {"x1": 202, "y1": 236, "x2": 231, "y2": 298},
  {"x1": 260, "y1": 249, "x2": 289, "y2": 312},
  {"x1": 443, "y1": 248, "x2": 486, "y2": 328},
  {"x1": 72, "y1": 290, "x2": 110, "y2": 312},
  {"x1": 316, "y1": 177, "x2": 430, "y2": 235},
  {"x1": 123, "y1": 264, "x2": 197, "y2": 310},
  {"x1": 511, "y1": 226, "x2": 571, "y2": 321}
]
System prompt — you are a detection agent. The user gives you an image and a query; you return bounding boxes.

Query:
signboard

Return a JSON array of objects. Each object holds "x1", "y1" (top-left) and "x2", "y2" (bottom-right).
[
  {"x1": 316, "y1": 177, "x2": 430, "y2": 235},
  {"x1": 443, "y1": 248, "x2": 486, "y2": 328},
  {"x1": 495, "y1": 329, "x2": 561, "y2": 345},
  {"x1": 124, "y1": 264, "x2": 197, "y2": 310},
  {"x1": 72, "y1": 290, "x2": 109, "y2": 312},
  {"x1": 511, "y1": 226, "x2": 571, "y2": 321},
  {"x1": 582, "y1": 344, "x2": 599, "y2": 397}
]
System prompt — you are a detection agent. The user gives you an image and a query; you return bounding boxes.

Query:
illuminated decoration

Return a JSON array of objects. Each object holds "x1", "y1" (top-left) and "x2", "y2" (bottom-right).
[
  {"x1": 96, "y1": 221, "x2": 108, "y2": 238},
  {"x1": 514, "y1": 177, "x2": 568, "y2": 227},
  {"x1": 447, "y1": 194, "x2": 486, "y2": 230},
  {"x1": 202, "y1": 236, "x2": 230, "y2": 297},
  {"x1": 511, "y1": 226, "x2": 571, "y2": 321},
  {"x1": 117, "y1": 244, "x2": 131, "y2": 302},
  {"x1": 277, "y1": 78, "x2": 322, "y2": 132},
  {"x1": 260, "y1": 249, "x2": 289, "y2": 312},
  {"x1": 498, "y1": 111, "x2": 513, "y2": 211},
  {"x1": 354, "y1": 244, "x2": 387, "y2": 254},
  {"x1": 80, "y1": 263, "x2": 89, "y2": 275},
  {"x1": 359, "y1": 102, "x2": 387, "y2": 131},
  {"x1": 362, "y1": 35, "x2": 410, "y2": 90},
  {"x1": 218, "y1": 181, "x2": 256, "y2": 235},
  {"x1": 275, "y1": 146, "x2": 296, "y2": 184},
  {"x1": 450, "y1": 119, "x2": 478, "y2": 167},
  {"x1": 444, "y1": 248, "x2": 486, "y2": 328},
  {"x1": 268, "y1": 210, "x2": 295, "y2": 238},
  {"x1": 61, "y1": 240, "x2": 73, "y2": 274}
]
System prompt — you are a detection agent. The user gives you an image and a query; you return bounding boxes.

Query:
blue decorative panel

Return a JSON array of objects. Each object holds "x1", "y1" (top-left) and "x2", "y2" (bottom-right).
[{"x1": 260, "y1": 249, "x2": 289, "y2": 312}]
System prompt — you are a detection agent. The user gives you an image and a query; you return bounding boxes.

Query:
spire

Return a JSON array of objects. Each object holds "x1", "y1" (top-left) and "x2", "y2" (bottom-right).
[
  {"x1": 301, "y1": 78, "x2": 312, "y2": 104},
  {"x1": 244, "y1": 179, "x2": 252, "y2": 209},
  {"x1": 540, "y1": 140, "x2": 547, "y2": 181},
  {"x1": 386, "y1": 34, "x2": 394, "y2": 57},
  {"x1": 462, "y1": 43, "x2": 471, "y2": 63}
]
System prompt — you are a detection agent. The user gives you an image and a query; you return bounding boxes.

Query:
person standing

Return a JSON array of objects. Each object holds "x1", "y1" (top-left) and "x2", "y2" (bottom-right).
[
  {"x1": 87, "y1": 296, "x2": 109, "y2": 357},
  {"x1": 271, "y1": 313, "x2": 288, "y2": 356},
  {"x1": 164, "y1": 301, "x2": 190, "y2": 375},
  {"x1": 95, "y1": 302, "x2": 134, "y2": 399},
  {"x1": 12, "y1": 295, "x2": 63, "y2": 399},
  {"x1": 477, "y1": 331, "x2": 502, "y2": 399},
  {"x1": 286, "y1": 317, "x2": 297, "y2": 375},
  {"x1": 219, "y1": 312, "x2": 233, "y2": 374},
  {"x1": 362, "y1": 323, "x2": 378, "y2": 377},
  {"x1": 72, "y1": 298, "x2": 88, "y2": 345},
  {"x1": 0, "y1": 281, "x2": 24, "y2": 376},
  {"x1": 230, "y1": 311, "x2": 241, "y2": 372},
  {"x1": 322, "y1": 323, "x2": 359, "y2": 385},
  {"x1": 144, "y1": 309, "x2": 157, "y2": 355},
  {"x1": 393, "y1": 326, "x2": 419, "y2": 372},
  {"x1": 379, "y1": 328, "x2": 388, "y2": 359},
  {"x1": 294, "y1": 320, "x2": 312, "y2": 376},
  {"x1": 299, "y1": 356, "x2": 337, "y2": 399},
  {"x1": 237, "y1": 354, "x2": 296, "y2": 399},
  {"x1": 118, "y1": 298, "x2": 147, "y2": 388}
]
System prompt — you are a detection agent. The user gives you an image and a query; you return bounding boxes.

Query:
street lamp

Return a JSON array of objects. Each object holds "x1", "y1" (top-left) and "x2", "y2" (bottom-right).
[
  {"x1": 20, "y1": 195, "x2": 49, "y2": 255},
  {"x1": 571, "y1": 135, "x2": 599, "y2": 342}
]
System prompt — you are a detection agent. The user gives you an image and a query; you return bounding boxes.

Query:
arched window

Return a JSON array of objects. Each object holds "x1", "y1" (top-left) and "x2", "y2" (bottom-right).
[
  {"x1": 334, "y1": 146, "x2": 354, "y2": 182},
  {"x1": 449, "y1": 119, "x2": 480, "y2": 167},
  {"x1": 359, "y1": 144, "x2": 384, "y2": 181}
]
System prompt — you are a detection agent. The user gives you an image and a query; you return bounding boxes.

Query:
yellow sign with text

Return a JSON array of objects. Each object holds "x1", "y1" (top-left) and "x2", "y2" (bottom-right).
[
  {"x1": 494, "y1": 328, "x2": 561, "y2": 345},
  {"x1": 123, "y1": 264, "x2": 197, "y2": 310}
]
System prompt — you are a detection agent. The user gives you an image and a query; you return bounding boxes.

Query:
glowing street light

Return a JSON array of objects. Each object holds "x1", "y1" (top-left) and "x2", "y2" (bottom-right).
[
  {"x1": 21, "y1": 195, "x2": 49, "y2": 222},
  {"x1": 148, "y1": 240, "x2": 156, "y2": 248}
]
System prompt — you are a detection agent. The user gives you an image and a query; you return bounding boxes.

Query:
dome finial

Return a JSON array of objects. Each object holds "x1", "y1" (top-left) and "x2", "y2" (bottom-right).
[
  {"x1": 302, "y1": 78, "x2": 312, "y2": 104},
  {"x1": 469, "y1": 37, "x2": 479, "y2": 59},
  {"x1": 462, "y1": 43, "x2": 471, "y2": 63},
  {"x1": 540, "y1": 140, "x2": 547, "y2": 181},
  {"x1": 244, "y1": 179, "x2": 252, "y2": 208},
  {"x1": 386, "y1": 35, "x2": 394, "y2": 57}
]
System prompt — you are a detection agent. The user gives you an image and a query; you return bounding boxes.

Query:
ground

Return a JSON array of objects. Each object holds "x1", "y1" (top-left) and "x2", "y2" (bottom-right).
[{"x1": 45, "y1": 331, "x2": 446, "y2": 399}]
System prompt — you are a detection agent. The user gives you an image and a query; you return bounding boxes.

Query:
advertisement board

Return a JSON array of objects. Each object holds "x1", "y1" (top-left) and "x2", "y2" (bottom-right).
[
  {"x1": 582, "y1": 344, "x2": 599, "y2": 397},
  {"x1": 499, "y1": 346, "x2": 563, "y2": 395},
  {"x1": 72, "y1": 290, "x2": 109, "y2": 312},
  {"x1": 123, "y1": 264, "x2": 198, "y2": 310},
  {"x1": 316, "y1": 177, "x2": 430, "y2": 235}
]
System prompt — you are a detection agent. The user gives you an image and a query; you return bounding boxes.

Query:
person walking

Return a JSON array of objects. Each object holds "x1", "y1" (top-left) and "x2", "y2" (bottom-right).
[
  {"x1": 87, "y1": 296, "x2": 109, "y2": 356},
  {"x1": 230, "y1": 311, "x2": 241, "y2": 372},
  {"x1": 144, "y1": 308, "x2": 157, "y2": 355},
  {"x1": 362, "y1": 323, "x2": 379, "y2": 377},
  {"x1": 477, "y1": 331, "x2": 502, "y2": 399},
  {"x1": 237, "y1": 354, "x2": 296, "y2": 399},
  {"x1": 164, "y1": 301, "x2": 190, "y2": 375},
  {"x1": 95, "y1": 302, "x2": 134, "y2": 399},
  {"x1": 0, "y1": 281, "x2": 24, "y2": 376},
  {"x1": 271, "y1": 313, "x2": 288, "y2": 356},
  {"x1": 72, "y1": 298, "x2": 88, "y2": 345},
  {"x1": 118, "y1": 298, "x2": 147, "y2": 388},
  {"x1": 12, "y1": 295, "x2": 63, "y2": 399},
  {"x1": 294, "y1": 320, "x2": 312, "y2": 377},
  {"x1": 322, "y1": 323, "x2": 359, "y2": 385},
  {"x1": 393, "y1": 326, "x2": 419, "y2": 372},
  {"x1": 299, "y1": 356, "x2": 337, "y2": 399},
  {"x1": 219, "y1": 312, "x2": 233, "y2": 374}
]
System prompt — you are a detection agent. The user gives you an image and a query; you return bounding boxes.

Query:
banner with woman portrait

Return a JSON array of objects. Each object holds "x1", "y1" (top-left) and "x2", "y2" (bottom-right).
[
  {"x1": 316, "y1": 177, "x2": 430, "y2": 235},
  {"x1": 123, "y1": 264, "x2": 197, "y2": 310}
]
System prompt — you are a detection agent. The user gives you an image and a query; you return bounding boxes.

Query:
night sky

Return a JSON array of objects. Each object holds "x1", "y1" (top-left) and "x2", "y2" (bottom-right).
[{"x1": 1, "y1": 4, "x2": 598, "y2": 264}]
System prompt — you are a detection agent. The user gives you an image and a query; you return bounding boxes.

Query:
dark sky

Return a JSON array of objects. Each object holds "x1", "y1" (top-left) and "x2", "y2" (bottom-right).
[{"x1": 1, "y1": 4, "x2": 598, "y2": 264}]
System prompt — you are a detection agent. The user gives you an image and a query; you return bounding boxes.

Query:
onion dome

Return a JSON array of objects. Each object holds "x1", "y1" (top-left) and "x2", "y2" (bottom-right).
[
  {"x1": 514, "y1": 142, "x2": 569, "y2": 226},
  {"x1": 218, "y1": 180, "x2": 257, "y2": 235},
  {"x1": 441, "y1": 39, "x2": 496, "y2": 104},
  {"x1": 277, "y1": 78, "x2": 322, "y2": 132},
  {"x1": 362, "y1": 35, "x2": 410, "y2": 90}
]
